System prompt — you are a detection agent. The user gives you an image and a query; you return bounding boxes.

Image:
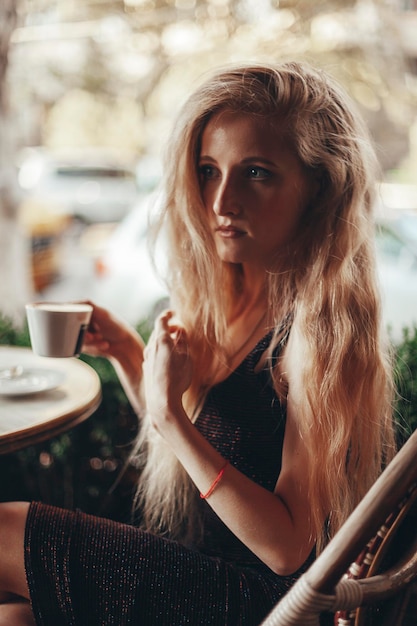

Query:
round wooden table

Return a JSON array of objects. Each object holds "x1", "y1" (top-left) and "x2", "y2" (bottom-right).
[{"x1": 0, "y1": 346, "x2": 102, "y2": 454}]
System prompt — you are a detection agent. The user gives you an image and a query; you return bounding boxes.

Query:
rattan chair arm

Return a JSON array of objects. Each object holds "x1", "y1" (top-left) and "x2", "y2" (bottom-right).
[
  {"x1": 305, "y1": 428, "x2": 417, "y2": 594},
  {"x1": 358, "y1": 534, "x2": 417, "y2": 604},
  {"x1": 259, "y1": 429, "x2": 417, "y2": 625}
]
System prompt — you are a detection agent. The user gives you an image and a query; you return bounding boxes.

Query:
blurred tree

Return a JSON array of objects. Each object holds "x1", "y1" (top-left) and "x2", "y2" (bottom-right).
[
  {"x1": 0, "y1": 0, "x2": 33, "y2": 325},
  {"x1": 0, "y1": 0, "x2": 415, "y2": 325},
  {"x1": 12, "y1": 0, "x2": 417, "y2": 174}
]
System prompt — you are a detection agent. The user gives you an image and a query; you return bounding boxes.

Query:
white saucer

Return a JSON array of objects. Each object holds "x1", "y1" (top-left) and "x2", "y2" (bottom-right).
[{"x1": 0, "y1": 368, "x2": 66, "y2": 396}]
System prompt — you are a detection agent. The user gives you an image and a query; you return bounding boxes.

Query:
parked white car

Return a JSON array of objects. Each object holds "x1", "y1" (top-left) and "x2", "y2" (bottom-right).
[
  {"x1": 91, "y1": 192, "x2": 169, "y2": 325},
  {"x1": 18, "y1": 147, "x2": 139, "y2": 224},
  {"x1": 375, "y1": 211, "x2": 417, "y2": 342}
]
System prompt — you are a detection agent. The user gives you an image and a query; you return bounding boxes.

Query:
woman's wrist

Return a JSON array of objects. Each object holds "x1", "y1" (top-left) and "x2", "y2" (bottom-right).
[
  {"x1": 108, "y1": 328, "x2": 144, "y2": 372},
  {"x1": 106, "y1": 329, "x2": 146, "y2": 414},
  {"x1": 109, "y1": 323, "x2": 144, "y2": 357},
  {"x1": 148, "y1": 398, "x2": 187, "y2": 432}
]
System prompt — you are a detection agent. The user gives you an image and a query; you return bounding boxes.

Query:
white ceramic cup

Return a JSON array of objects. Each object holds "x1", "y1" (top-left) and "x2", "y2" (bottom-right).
[{"x1": 25, "y1": 302, "x2": 93, "y2": 358}]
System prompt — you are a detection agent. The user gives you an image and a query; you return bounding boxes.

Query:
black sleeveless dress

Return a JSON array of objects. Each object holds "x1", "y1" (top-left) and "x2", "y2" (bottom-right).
[{"x1": 24, "y1": 333, "x2": 313, "y2": 625}]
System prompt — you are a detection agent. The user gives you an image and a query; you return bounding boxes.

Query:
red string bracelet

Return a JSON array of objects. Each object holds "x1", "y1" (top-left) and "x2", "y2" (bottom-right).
[{"x1": 200, "y1": 461, "x2": 229, "y2": 499}]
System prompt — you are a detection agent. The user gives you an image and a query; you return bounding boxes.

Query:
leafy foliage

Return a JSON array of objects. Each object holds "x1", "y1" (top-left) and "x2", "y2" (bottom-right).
[
  {"x1": 13, "y1": 0, "x2": 417, "y2": 173},
  {"x1": 0, "y1": 314, "x2": 31, "y2": 347},
  {"x1": 393, "y1": 325, "x2": 417, "y2": 444}
]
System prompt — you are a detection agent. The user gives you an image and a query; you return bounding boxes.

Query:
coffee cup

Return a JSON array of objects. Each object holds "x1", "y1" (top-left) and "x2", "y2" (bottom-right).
[{"x1": 25, "y1": 302, "x2": 93, "y2": 358}]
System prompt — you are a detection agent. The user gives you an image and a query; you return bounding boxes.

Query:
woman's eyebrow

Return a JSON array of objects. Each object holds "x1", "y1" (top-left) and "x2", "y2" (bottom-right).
[
  {"x1": 240, "y1": 156, "x2": 277, "y2": 166},
  {"x1": 199, "y1": 156, "x2": 277, "y2": 166}
]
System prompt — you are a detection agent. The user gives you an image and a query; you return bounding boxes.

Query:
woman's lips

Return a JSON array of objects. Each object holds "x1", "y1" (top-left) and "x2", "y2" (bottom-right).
[{"x1": 216, "y1": 226, "x2": 246, "y2": 238}]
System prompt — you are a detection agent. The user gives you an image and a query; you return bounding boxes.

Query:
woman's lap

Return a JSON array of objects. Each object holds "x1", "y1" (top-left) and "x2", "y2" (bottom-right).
[{"x1": 24, "y1": 502, "x2": 298, "y2": 626}]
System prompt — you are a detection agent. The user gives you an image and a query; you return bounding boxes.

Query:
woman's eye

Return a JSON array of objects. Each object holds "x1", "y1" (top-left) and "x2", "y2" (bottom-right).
[
  {"x1": 199, "y1": 165, "x2": 217, "y2": 180},
  {"x1": 246, "y1": 166, "x2": 270, "y2": 179}
]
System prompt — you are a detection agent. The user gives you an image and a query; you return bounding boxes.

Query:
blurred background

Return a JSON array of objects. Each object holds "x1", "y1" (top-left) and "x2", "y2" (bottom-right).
[
  {"x1": 1, "y1": 0, "x2": 417, "y2": 336},
  {"x1": 0, "y1": 0, "x2": 417, "y2": 521},
  {"x1": 0, "y1": 0, "x2": 417, "y2": 338}
]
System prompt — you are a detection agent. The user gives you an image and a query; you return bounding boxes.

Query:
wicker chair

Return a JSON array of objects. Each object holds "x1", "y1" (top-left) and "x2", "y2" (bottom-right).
[{"x1": 260, "y1": 428, "x2": 417, "y2": 626}]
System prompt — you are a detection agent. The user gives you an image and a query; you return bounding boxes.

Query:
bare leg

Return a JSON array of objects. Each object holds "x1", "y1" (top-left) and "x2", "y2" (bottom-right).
[{"x1": 0, "y1": 502, "x2": 31, "y2": 601}]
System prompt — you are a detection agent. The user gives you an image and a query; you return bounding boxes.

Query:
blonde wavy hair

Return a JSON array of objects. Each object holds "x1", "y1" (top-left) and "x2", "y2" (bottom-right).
[{"x1": 132, "y1": 62, "x2": 396, "y2": 553}]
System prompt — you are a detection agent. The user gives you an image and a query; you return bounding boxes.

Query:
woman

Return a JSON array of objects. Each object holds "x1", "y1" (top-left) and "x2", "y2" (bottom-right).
[{"x1": 0, "y1": 62, "x2": 395, "y2": 625}]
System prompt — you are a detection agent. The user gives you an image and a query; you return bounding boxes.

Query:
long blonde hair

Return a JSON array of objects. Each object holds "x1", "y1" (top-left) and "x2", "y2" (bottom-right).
[{"x1": 132, "y1": 62, "x2": 396, "y2": 552}]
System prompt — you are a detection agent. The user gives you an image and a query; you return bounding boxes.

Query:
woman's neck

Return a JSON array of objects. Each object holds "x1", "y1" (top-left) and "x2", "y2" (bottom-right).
[
  {"x1": 203, "y1": 284, "x2": 269, "y2": 385},
  {"x1": 229, "y1": 267, "x2": 268, "y2": 320}
]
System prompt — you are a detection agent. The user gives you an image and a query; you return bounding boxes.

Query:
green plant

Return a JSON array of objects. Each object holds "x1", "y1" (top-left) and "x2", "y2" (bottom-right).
[
  {"x1": 0, "y1": 315, "x2": 31, "y2": 347},
  {"x1": 393, "y1": 325, "x2": 417, "y2": 443}
]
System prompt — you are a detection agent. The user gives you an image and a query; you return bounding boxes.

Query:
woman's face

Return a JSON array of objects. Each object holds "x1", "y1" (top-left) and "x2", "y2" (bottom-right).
[{"x1": 198, "y1": 111, "x2": 316, "y2": 271}]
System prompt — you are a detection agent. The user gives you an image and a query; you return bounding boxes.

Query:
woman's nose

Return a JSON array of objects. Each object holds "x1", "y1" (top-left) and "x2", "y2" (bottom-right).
[{"x1": 212, "y1": 176, "x2": 241, "y2": 216}]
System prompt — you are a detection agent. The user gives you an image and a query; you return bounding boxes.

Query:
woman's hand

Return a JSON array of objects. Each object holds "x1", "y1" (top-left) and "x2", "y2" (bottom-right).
[
  {"x1": 80, "y1": 301, "x2": 146, "y2": 415},
  {"x1": 81, "y1": 301, "x2": 134, "y2": 359},
  {"x1": 143, "y1": 310, "x2": 193, "y2": 430}
]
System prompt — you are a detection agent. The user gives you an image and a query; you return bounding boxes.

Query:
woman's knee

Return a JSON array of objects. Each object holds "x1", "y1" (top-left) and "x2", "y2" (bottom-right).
[
  {"x1": 0, "y1": 600, "x2": 35, "y2": 625},
  {"x1": 0, "y1": 502, "x2": 31, "y2": 599}
]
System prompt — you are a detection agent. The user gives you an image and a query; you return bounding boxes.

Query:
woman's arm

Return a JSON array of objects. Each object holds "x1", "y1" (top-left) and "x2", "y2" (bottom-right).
[
  {"x1": 144, "y1": 311, "x2": 317, "y2": 575},
  {"x1": 82, "y1": 302, "x2": 146, "y2": 416}
]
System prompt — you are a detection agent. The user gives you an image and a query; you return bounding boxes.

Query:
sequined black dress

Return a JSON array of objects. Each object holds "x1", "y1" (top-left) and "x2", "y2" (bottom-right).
[{"x1": 24, "y1": 333, "x2": 313, "y2": 625}]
